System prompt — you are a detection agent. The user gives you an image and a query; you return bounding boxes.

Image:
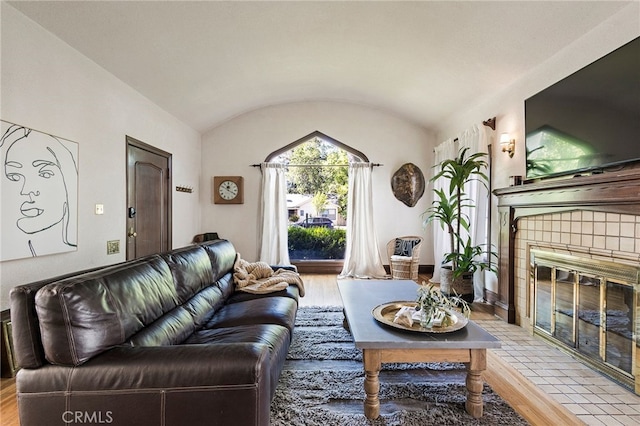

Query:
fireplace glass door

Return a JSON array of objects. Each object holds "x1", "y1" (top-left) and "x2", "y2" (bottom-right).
[
  {"x1": 577, "y1": 275, "x2": 601, "y2": 360},
  {"x1": 531, "y1": 249, "x2": 639, "y2": 393},
  {"x1": 534, "y1": 265, "x2": 552, "y2": 333},
  {"x1": 605, "y1": 280, "x2": 634, "y2": 375},
  {"x1": 554, "y1": 269, "x2": 576, "y2": 346}
]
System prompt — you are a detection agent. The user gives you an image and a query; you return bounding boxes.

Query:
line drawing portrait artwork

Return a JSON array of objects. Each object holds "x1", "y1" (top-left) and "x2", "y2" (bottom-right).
[{"x1": 1, "y1": 120, "x2": 78, "y2": 261}]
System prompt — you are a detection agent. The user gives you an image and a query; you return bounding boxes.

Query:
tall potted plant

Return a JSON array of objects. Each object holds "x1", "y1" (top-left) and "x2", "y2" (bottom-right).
[{"x1": 422, "y1": 147, "x2": 496, "y2": 302}]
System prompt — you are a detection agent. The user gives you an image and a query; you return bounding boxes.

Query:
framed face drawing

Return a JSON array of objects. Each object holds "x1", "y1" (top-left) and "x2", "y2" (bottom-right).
[{"x1": 1, "y1": 120, "x2": 79, "y2": 261}]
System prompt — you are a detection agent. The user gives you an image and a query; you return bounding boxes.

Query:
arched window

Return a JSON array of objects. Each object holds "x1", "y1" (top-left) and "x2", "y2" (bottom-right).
[
  {"x1": 264, "y1": 131, "x2": 365, "y2": 261},
  {"x1": 264, "y1": 130, "x2": 368, "y2": 163},
  {"x1": 259, "y1": 130, "x2": 386, "y2": 277}
]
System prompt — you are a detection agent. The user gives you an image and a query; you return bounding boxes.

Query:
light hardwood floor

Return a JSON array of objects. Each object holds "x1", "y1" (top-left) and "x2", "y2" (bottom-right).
[
  {"x1": 0, "y1": 377, "x2": 18, "y2": 426},
  {"x1": 0, "y1": 273, "x2": 581, "y2": 426}
]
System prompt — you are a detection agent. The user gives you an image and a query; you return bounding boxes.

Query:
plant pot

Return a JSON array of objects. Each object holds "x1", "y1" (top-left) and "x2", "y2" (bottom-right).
[{"x1": 440, "y1": 266, "x2": 474, "y2": 303}]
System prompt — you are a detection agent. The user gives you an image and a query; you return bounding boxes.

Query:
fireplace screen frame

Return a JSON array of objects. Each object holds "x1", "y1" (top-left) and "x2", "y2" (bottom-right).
[{"x1": 531, "y1": 249, "x2": 640, "y2": 393}]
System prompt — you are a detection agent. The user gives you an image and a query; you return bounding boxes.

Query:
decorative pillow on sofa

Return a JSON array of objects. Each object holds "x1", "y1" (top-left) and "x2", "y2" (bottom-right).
[{"x1": 393, "y1": 239, "x2": 421, "y2": 257}]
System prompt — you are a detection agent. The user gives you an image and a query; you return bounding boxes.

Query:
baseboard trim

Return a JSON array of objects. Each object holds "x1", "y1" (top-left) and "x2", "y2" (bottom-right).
[
  {"x1": 418, "y1": 265, "x2": 434, "y2": 275},
  {"x1": 291, "y1": 260, "x2": 343, "y2": 274},
  {"x1": 292, "y1": 262, "x2": 434, "y2": 276},
  {"x1": 483, "y1": 288, "x2": 499, "y2": 305}
]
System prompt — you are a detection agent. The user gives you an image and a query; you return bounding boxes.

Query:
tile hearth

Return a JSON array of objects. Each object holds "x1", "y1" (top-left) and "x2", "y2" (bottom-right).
[{"x1": 477, "y1": 318, "x2": 640, "y2": 426}]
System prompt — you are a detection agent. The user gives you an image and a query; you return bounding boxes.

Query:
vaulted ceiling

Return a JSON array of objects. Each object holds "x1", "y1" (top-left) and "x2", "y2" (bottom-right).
[{"x1": 7, "y1": 1, "x2": 633, "y2": 133}]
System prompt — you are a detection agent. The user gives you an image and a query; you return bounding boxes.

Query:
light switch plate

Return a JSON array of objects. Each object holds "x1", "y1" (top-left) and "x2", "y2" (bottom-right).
[{"x1": 95, "y1": 204, "x2": 104, "y2": 215}]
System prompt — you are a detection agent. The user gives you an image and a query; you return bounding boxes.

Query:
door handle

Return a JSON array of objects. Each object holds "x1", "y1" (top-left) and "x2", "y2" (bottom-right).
[{"x1": 128, "y1": 227, "x2": 137, "y2": 238}]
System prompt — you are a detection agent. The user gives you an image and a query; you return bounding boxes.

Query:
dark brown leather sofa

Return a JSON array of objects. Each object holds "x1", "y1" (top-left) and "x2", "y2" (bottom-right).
[{"x1": 10, "y1": 239, "x2": 299, "y2": 426}]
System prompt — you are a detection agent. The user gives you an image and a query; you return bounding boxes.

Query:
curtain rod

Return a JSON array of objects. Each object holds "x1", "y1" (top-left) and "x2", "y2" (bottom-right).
[
  {"x1": 432, "y1": 117, "x2": 496, "y2": 152},
  {"x1": 250, "y1": 163, "x2": 382, "y2": 168},
  {"x1": 483, "y1": 117, "x2": 496, "y2": 130}
]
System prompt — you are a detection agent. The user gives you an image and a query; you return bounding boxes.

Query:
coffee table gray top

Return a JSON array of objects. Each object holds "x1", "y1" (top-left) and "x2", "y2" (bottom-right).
[{"x1": 338, "y1": 279, "x2": 501, "y2": 350}]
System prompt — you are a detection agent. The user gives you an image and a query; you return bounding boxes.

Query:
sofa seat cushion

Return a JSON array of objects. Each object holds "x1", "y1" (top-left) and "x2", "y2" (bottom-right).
[
  {"x1": 185, "y1": 324, "x2": 287, "y2": 350},
  {"x1": 205, "y1": 297, "x2": 297, "y2": 335},
  {"x1": 185, "y1": 324, "x2": 290, "y2": 398},
  {"x1": 226, "y1": 286, "x2": 300, "y2": 305}
]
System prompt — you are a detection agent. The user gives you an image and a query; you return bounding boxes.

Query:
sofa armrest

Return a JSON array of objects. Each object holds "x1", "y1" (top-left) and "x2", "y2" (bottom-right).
[
  {"x1": 18, "y1": 343, "x2": 270, "y2": 393},
  {"x1": 16, "y1": 344, "x2": 273, "y2": 426},
  {"x1": 81, "y1": 343, "x2": 270, "y2": 390}
]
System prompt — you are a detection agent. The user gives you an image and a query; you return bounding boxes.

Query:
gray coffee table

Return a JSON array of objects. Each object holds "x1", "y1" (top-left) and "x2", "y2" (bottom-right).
[{"x1": 338, "y1": 279, "x2": 501, "y2": 419}]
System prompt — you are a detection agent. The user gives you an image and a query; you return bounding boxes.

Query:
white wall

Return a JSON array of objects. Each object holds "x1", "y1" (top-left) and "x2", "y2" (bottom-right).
[
  {"x1": 0, "y1": 4, "x2": 202, "y2": 310},
  {"x1": 201, "y1": 101, "x2": 434, "y2": 265},
  {"x1": 436, "y1": 3, "x2": 639, "y2": 188},
  {"x1": 434, "y1": 3, "x2": 640, "y2": 295}
]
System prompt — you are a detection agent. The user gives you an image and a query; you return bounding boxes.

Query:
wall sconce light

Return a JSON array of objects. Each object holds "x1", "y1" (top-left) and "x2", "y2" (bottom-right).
[{"x1": 500, "y1": 133, "x2": 515, "y2": 158}]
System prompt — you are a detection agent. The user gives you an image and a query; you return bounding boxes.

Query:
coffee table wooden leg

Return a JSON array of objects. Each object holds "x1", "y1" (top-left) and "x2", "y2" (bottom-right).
[
  {"x1": 362, "y1": 349, "x2": 381, "y2": 419},
  {"x1": 465, "y1": 349, "x2": 487, "y2": 418}
]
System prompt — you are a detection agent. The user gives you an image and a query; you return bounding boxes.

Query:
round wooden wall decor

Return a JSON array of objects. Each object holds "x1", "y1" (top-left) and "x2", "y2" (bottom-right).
[{"x1": 391, "y1": 163, "x2": 425, "y2": 207}]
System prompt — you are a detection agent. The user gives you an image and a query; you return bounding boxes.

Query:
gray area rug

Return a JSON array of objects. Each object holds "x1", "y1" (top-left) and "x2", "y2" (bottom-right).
[{"x1": 271, "y1": 305, "x2": 529, "y2": 425}]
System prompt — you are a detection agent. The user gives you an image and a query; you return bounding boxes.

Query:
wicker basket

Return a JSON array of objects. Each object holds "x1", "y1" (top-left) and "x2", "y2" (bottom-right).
[
  {"x1": 387, "y1": 237, "x2": 423, "y2": 281},
  {"x1": 390, "y1": 256, "x2": 413, "y2": 279}
]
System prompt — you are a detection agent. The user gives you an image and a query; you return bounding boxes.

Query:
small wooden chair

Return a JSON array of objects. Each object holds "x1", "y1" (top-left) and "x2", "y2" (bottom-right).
[{"x1": 387, "y1": 236, "x2": 423, "y2": 280}]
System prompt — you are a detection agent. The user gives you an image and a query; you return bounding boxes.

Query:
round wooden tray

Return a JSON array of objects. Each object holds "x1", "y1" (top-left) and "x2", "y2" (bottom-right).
[{"x1": 372, "y1": 301, "x2": 468, "y2": 333}]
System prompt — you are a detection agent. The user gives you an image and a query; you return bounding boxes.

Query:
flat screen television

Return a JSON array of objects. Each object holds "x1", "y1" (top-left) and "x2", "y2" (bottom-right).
[{"x1": 525, "y1": 36, "x2": 640, "y2": 181}]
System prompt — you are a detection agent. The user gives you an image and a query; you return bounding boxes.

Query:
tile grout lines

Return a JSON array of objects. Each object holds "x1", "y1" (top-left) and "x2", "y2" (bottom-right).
[{"x1": 476, "y1": 319, "x2": 640, "y2": 426}]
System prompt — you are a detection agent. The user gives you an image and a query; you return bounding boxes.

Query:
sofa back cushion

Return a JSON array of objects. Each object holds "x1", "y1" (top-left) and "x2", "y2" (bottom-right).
[
  {"x1": 127, "y1": 305, "x2": 196, "y2": 346},
  {"x1": 160, "y1": 246, "x2": 215, "y2": 304},
  {"x1": 129, "y1": 246, "x2": 236, "y2": 346},
  {"x1": 10, "y1": 262, "x2": 130, "y2": 369},
  {"x1": 35, "y1": 255, "x2": 177, "y2": 366},
  {"x1": 199, "y1": 239, "x2": 237, "y2": 282}
]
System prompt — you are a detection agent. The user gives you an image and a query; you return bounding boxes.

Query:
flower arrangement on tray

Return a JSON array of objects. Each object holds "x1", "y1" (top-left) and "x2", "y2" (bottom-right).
[{"x1": 414, "y1": 282, "x2": 470, "y2": 328}]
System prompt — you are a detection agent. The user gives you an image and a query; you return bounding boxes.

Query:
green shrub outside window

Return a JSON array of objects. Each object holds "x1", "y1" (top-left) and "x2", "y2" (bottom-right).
[{"x1": 288, "y1": 226, "x2": 346, "y2": 260}]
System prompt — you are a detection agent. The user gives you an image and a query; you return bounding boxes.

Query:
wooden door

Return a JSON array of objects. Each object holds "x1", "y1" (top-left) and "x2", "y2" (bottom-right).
[{"x1": 126, "y1": 136, "x2": 172, "y2": 260}]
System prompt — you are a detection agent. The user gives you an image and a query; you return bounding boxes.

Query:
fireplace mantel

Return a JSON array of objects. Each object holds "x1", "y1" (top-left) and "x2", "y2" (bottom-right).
[{"x1": 493, "y1": 169, "x2": 640, "y2": 323}]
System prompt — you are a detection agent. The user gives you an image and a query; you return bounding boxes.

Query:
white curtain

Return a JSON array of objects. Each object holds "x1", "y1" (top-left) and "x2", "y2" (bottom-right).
[
  {"x1": 458, "y1": 125, "x2": 490, "y2": 301},
  {"x1": 339, "y1": 162, "x2": 386, "y2": 279},
  {"x1": 258, "y1": 162, "x2": 291, "y2": 265},
  {"x1": 430, "y1": 124, "x2": 490, "y2": 301},
  {"x1": 430, "y1": 139, "x2": 457, "y2": 283}
]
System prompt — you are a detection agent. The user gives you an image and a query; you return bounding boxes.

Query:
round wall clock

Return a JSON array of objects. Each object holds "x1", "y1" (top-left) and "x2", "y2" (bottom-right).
[{"x1": 213, "y1": 176, "x2": 244, "y2": 204}]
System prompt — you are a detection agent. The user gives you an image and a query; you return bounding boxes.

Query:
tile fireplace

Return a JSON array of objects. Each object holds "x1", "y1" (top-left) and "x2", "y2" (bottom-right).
[{"x1": 494, "y1": 169, "x2": 640, "y2": 394}]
